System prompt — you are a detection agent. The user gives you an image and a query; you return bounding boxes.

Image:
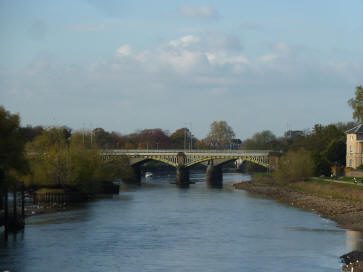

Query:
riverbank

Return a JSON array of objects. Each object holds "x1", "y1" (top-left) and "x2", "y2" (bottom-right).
[{"x1": 233, "y1": 175, "x2": 363, "y2": 232}]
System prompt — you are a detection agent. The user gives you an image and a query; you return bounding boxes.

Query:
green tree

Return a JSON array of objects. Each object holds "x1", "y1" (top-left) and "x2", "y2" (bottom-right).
[
  {"x1": 26, "y1": 127, "x2": 70, "y2": 186},
  {"x1": 323, "y1": 139, "x2": 346, "y2": 166},
  {"x1": 205, "y1": 121, "x2": 235, "y2": 149},
  {"x1": 169, "y1": 128, "x2": 198, "y2": 149},
  {"x1": 169, "y1": 128, "x2": 189, "y2": 148},
  {"x1": 241, "y1": 130, "x2": 277, "y2": 150},
  {"x1": 0, "y1": 107, "x2": 28, "y2": 187},
  {"x1": 25, "y1": 127, "x2": 134, "y2": 193},
  {"x1": 0, "y1": 106, "x2": 28, "y2": 227},
  {"x1": 276, "y1": 149, "x2": 314, "y2": 183},
  {"x1": 288, "y1": 123, "x2": 350, "y2": 175},
  {"x1": 348, "y1": 85, "x2": 363, "y2": 123}
]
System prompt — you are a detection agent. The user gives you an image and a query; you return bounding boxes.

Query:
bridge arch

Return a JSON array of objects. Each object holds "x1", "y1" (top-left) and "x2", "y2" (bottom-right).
[
  {"x1": 185, "y1": 157, "x2": 268, "y2": 169},
  {"x1": 100, "y1": 149, "x2": 272, "y2": 187},
  {"x1": 129, "y1": 157, "x2": 178, "y2": 168},
  {"x1": 237, "y1": 159, "x2": 269, "y2": 170}
]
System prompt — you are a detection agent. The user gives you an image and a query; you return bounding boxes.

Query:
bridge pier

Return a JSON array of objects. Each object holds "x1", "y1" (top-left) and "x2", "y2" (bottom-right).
[
  {"x1": 176, "y1": 166, "x2": 190, "y2": 188},
  {"x1": 206, "y1": 161, "x2": 223, "y2": 188}
]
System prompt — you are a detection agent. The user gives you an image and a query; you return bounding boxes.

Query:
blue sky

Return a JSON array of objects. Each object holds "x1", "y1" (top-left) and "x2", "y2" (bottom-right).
[{"x1": 1, "y1": 0, "x2": 362, "y2": 139}]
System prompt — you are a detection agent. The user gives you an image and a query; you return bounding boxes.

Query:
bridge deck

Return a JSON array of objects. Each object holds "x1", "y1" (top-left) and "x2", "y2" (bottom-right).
[{"x1": 101, "y1": 149, "x2": 271, "y2": 156}]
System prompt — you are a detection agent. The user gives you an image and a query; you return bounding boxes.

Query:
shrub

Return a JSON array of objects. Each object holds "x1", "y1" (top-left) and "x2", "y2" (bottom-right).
[{"x1": 276, "y1": 149, "x2": 314, "y2": 183}]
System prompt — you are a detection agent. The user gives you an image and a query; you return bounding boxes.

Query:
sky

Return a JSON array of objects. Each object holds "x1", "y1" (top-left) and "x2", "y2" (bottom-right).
[{"x1": 0, "y1": 0, "x2": 362, "y2": 139}]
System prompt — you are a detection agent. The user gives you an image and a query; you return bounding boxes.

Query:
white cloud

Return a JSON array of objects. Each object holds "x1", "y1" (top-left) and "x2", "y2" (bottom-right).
[
  {"x1": 180, "y1": 6, "x2": 219, "y2": 21},
  {"x1": 168, "y1": 35, "x2": 200, "y2": 48},
  {"x1": 258, "y1": 54, "x2": 279, "y2": 63},
  {"x1": 1, "y1": 35, "x2": 359, "y2": 138},
  {"x1": 201, "y1": 32, "x2": 242, "y2": 51},
  {"x1": 116, "y1": 44, "x2": 132, "y2": 56},
  {"x1": 273, "y1": 41, "x2": 292, "y2": 56}
]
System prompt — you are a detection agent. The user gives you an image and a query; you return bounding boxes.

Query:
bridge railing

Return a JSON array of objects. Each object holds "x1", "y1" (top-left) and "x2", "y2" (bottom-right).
[{"x1": 100, "y1": 149, "x2": 272, "y2": 155}]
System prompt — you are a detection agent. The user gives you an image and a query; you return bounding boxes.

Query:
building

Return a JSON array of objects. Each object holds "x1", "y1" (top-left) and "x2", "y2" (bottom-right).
[{"x1": 346, "y1": 124, "x2": 363, "y2": 168}]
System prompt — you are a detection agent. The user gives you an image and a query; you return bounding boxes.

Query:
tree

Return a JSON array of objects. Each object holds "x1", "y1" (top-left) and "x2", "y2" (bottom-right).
[
  {"x1": 136, "y1": 129, "x2": 171, "y2": 149},
  {"x1": 276, "y1": 149, "x2": 314, "y2": 183},
  {"x1": 241, "y1": 130, "x2": 277, "y2": 150},
  {"x1": 93, "y1": 128, "x2": 111, "y2": 148},
  {"x1": 169, "y1": 128, "x2": 198, "y2": 149},
  {"x1": 20, "y1": 125, "x2": 44, "y2": 143},
  {"x1": 323, "y1": 139, "x2": 346, "y2": 166},
  {"x1": 25, "y1": 127, "x2": 134, "y2": 193},
  {"x1": 288, "y1": 123, "x2": 350, "y2": 175},
  {"x1": 26, "y1": 127, "x2": 70, "y2": 186},
  {"x1": 0, "y1": 106, "x2": 28, "y2": 232},
  {"x1": 348, "y1": 85, "x2": 363, "y2": 123},
  {"x1": 0, "y1": 107, "x2": 28, "y2": 177},
  {"x1": 169, "y1": 128, "x2": 188, "y2": 149},
  {"x1": 205, "y1": 121, "x2": 235, "y2": 149}
]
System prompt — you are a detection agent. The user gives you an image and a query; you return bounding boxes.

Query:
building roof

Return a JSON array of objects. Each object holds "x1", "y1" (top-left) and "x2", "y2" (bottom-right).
[{"x1": 346, "y1": 124, "x2": 363, "y2": 134}]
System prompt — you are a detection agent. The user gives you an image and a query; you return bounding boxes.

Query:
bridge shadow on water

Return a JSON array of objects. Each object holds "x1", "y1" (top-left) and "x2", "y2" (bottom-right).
[{"x1": 119, "y1": 170, "x2": 250, "y2": 192}]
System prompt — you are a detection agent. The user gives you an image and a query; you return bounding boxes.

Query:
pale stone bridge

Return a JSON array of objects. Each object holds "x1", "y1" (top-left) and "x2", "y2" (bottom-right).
[{"x1": 100, "y1": 149, "x2": 275, "y2": 188}]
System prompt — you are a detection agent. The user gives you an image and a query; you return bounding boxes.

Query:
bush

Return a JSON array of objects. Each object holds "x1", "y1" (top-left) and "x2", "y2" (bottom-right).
[{"x1": 276, "y1": 149, "x2": 314, "y2": 183}]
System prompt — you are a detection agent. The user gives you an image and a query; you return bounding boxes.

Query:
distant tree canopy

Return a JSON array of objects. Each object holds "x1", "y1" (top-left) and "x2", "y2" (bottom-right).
[
  {"x1": 243, "y1": 122, "x2": 355, "y2": 177},
  {"x1": 205, "y1": 121, "x2": 235, "y2": 149},
  {"x1": 1, "y1": 102, "x2": 357, "y2": 185},
  {"x1": 241, "y1": 130, "x2": 277, "y2": 150},
  {"x1": 136, "y1": 129, "x2": 171, "y2": 149},
  {"x1": 287, "y1": 123, "x2": 354, "y2": 176},
  {"x1": 169, "y1": 128, "x2": 188, "y2": 149},
  {"x1": 348, "y1": 85, "x2": 363, "y2": 123},
  {"x1": 20, "y1": 125, "x2": 44, "y2": 143}
]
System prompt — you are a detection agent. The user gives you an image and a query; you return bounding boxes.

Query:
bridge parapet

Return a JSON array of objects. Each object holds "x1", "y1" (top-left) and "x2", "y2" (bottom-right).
[{"x1": 101, "y1": 149, "x2": 271, "y2": 155}]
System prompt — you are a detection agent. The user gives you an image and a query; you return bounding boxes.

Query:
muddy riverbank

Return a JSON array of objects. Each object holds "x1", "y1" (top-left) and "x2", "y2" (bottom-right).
[
  {"x1": 234, "y1": 176, "x2": 363, "y2": 271},
  {"x1": 233, "y1": 177, "x2": 363, "y2": 232}
]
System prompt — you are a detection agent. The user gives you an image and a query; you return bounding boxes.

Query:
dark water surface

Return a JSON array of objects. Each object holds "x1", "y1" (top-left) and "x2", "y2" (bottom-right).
[{"x1": 1, "y1": 172, "x2": 362, "y2": 272}]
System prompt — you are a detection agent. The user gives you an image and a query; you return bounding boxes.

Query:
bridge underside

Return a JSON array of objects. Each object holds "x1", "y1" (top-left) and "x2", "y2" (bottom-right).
[{"x1": 101, "y1": 151, "x2": 271, "y2": 188}]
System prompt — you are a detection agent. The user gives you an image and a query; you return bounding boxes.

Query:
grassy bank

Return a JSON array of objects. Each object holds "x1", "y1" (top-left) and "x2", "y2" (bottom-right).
[
  {"x1": 248, "y1": 173, "x2": 363, "y2": 203},
  {"x1": 289, "y1": 179, "x2": 363, "y2": 203},
  {"x1": 234, "y1": 174, "x2": 363, "y2": 232}
]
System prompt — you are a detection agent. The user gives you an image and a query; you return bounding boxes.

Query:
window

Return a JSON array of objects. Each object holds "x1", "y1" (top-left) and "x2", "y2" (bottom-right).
[
  {"x1": 349, "y1": 159, "x2": 352, "y2": 167},
  {"x1": 350, "y1": 145, "x2": 353, "y2": 153},
  {"x1": 350, "y1": 135, "x2": 354, "y2": 141}
]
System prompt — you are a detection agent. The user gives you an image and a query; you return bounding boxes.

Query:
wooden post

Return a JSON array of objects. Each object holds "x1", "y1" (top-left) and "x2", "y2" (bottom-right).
[
  {"x1": 4, "y1": 185, "x2": 8, "y2": 240},
  {"x1": 21, "y1": 183, "x2": 25, "y2": 219},
  {"x1": 13, "y1": 189, "x2": 17, "y2": 220}
]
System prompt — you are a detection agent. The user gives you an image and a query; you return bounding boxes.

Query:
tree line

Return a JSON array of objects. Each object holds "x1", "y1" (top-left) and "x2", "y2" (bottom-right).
[
  {"x1": 0, "y1": 110, "x2": 239, "y2": 194},
  {"x1": 0, "y1": 85, "x2": 362, "y2": 191},
  {"x1": 54, "y1": 121, "x2": 237, "y2": 151}
]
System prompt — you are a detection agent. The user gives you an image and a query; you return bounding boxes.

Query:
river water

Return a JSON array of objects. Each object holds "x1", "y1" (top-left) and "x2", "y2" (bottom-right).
[{"x1": 1, "y1": 172, "x2": 362, "y2": 272}]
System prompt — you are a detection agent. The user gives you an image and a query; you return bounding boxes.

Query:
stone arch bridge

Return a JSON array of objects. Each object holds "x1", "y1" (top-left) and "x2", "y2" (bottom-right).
[{"x1": 100, "y1": 149, "x2": 275, "y2": 188}]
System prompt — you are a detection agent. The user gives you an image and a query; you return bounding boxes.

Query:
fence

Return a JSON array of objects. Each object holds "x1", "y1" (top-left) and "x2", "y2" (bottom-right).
[{"x1": 34, "y1": 191, "x2": 87, "y2": 204}]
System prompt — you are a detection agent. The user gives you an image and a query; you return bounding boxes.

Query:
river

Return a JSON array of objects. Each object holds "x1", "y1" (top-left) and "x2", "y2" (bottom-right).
[{"x1": 1, "y1": 171, "x2": 362, "y2": 272}]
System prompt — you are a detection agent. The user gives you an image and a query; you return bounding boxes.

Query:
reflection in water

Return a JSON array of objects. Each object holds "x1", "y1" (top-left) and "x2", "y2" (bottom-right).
[
  {"x1": 346, "y1": 230, "x2": 363, "y2": 250},
  {"x1": 285, "y1": 226, "x2": 344, "y2": 233},
  {"x1": 0, "y1": 171, "x2": 353, "y2": 272}
]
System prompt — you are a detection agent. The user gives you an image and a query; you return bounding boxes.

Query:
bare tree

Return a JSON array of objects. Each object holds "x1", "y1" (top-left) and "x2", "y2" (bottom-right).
[{"x1": 205, "y1": 121, "x2": 235, "y2": 149}]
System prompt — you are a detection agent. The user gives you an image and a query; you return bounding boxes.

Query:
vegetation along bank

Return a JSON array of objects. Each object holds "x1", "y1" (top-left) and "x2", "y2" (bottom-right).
[{"x1": 234, "y1": 174, "x2": 363, "y2": 232}]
